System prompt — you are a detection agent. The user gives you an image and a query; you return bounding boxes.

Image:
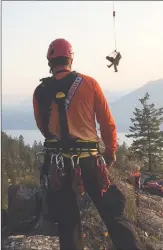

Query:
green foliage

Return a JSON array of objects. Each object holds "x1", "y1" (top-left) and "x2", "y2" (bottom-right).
[
  {"x1": 116, "y1": 142, "x2": 129, "y2": 166},
  {"x1": 126, "y1": 92, "x2": 163, "y2": 171},
  {"x1": 1, "y1": 131, "x2": 43, "y2": 209}
]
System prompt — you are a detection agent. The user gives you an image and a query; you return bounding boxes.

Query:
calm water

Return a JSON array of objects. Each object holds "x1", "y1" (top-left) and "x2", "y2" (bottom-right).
[{"x1": 4, "y1": 130, "x2": 132, "y2": 147}]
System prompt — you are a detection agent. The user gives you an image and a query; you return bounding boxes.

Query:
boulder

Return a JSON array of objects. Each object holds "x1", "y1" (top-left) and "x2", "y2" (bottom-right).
[
  {"x1": 8, "y1": 184, "x2": 37, "y2": 226},
  {"x1": 2, "y1": 184, "x2": 58, "y2": 238}
]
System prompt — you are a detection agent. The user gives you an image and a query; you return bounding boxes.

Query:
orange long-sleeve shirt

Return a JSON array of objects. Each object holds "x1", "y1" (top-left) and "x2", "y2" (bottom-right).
[{"x1": 33, "y1": 68, "x2": 117, "y2": 158}]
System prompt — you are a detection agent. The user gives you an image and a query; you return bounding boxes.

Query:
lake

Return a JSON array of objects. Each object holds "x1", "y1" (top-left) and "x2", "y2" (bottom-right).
[{"x1": 4, "y1": 130, "x2": 132, "y2": 147}]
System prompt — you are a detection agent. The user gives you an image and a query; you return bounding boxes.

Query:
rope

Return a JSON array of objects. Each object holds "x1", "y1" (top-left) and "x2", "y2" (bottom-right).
[{"x1": 112, "y1": 1, "x2": 117, "y2": 51}]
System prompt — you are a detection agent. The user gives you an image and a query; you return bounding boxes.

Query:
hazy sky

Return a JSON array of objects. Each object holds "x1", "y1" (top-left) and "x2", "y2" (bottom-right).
[{"x1": 2, "y1": 1, "x2": 163, "y2": 98}]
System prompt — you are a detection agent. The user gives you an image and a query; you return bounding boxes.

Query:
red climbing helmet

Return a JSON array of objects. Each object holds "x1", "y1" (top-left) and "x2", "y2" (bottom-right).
[{"x1": 47, "y1": 38, "x2": 74, "y2": 60}]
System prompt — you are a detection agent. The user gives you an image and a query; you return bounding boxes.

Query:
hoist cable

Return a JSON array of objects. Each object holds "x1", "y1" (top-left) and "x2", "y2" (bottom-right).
[{"x1": 112, "y1": 1, "x2": 117, "y2": 51}]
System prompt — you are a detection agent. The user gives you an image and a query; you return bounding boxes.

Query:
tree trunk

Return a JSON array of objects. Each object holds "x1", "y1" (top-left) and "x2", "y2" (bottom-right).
[{"x1": 148, "y1": 153, "x2": 152, "y2": 171}]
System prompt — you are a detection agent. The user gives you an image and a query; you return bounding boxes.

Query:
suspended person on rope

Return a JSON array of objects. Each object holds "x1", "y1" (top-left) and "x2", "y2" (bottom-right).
[
  {"x1": 106, "y1": 3, "x2": 122, "y2": 72},
  {"x1": 106, "y1": 50, "x2": 122, "y2": 72},
  {"x1": 33, "y1": 38, "x2": 144, "y2": 250}
]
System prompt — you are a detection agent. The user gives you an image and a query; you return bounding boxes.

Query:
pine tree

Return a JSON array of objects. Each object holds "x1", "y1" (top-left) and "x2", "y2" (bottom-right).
[
  {"x1": 116, "y1": 142, "x2": 129, "y2": 166},
  {"x1": 126, "y1": 92, "x2": 163, "y2": 171}
]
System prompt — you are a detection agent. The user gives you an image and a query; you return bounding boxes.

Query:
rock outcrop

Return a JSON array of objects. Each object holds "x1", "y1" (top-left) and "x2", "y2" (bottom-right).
[{"x1": 2, "y1": 182, "x2": 163, "y2": 250}]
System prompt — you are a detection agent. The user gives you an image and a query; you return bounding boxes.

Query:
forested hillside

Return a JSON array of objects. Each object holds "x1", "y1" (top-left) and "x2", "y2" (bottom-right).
[{"x1": 1, "y1": 131, "x2": 43, "y2": 209}]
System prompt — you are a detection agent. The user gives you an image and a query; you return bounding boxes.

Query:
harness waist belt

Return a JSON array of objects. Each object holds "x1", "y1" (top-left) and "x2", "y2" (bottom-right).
[{"x1": 44, "y1": 139, "x2": 99, "y2": 152}]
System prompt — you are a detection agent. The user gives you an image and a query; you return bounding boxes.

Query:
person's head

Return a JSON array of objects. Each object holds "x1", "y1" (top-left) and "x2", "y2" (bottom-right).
[{"x1": 47, "y1": 38, "x2": 74, "y2": 74}]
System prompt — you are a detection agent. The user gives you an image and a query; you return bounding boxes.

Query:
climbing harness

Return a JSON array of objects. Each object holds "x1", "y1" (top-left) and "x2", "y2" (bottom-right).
[
  {"x1": 106, "y1": 1, "x2": 122, "y2": 72},
  {"x1": 38, "y1": 139, "x2": 99, "y2": 194},
  {"x1": 36, "y1": 71, "x2": 110, "y2": 202}
]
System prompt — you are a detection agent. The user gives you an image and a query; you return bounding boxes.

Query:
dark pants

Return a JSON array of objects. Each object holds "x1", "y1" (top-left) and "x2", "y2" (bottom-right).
[{"x1": 47, "y1": 156, "x2": 144, "y2": 250}]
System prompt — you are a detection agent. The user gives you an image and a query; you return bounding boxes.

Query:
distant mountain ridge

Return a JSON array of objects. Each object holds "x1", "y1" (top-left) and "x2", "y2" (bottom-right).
[
  {"x1": 109, "y1": 79, "x2": 163, "y2": 132},
  {"x1": 2, "y1": 90, "x2": 127, "y2": 109},
  {"x1": 2, "y1": 79, "x2": 163, "y2": 132}
]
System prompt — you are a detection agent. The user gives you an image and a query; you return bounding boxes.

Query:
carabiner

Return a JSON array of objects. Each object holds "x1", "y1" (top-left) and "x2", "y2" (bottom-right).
[
  {"x1": 71, "y1": 154, "x2": 80, "y2": 169},
  {"x1": 56, "y1": 154, "x2": 64, "y2": 170},
  {"x1": 36, "y1": 151, "x2": 45, "y2": 161},
  {"x1": 96, "y1": 154, "x2": 106, "y2": 166},
  {"x1": 50, "y1": 153, "x2": 57, "y2": 164}
]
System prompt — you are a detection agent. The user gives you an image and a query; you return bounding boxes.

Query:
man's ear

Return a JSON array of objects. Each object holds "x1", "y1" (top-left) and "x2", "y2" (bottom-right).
[{"x1": 68, "y1": 59, "x2": 73, "y2": 68}]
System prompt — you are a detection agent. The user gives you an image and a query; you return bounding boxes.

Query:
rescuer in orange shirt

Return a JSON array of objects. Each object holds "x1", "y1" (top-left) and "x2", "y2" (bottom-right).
[
  {"x1": 33, "y1": 38, "x2": 144, "y2": 250},
  {"x1": 131, "y1": 165, "x2": 141, "y2": 192}
]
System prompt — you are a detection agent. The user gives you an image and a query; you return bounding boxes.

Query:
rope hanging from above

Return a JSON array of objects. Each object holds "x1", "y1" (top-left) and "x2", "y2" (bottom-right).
[{"x1": 113, "y1": 0, "x2": 117, "y2": 51}]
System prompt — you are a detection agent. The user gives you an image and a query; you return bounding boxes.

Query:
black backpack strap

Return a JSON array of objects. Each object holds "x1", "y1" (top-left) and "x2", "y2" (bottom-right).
[
  {"x1": 34, "y1": 77, "x2": 55, "y2": 138},
  {"x1": 55, "y1": 72, "x2": 83, "y2": 143},
  {"x1": 35, "y1": 71, "x2": 83, "y2": 142},
  {"x1": 55, "y1": 92, "x2": 70, "y2": 141}
]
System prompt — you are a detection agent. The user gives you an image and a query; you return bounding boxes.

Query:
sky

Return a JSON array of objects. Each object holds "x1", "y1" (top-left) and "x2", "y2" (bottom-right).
[{"x1": 2, "y1": 1, "x2": 163, "y2": 100}]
